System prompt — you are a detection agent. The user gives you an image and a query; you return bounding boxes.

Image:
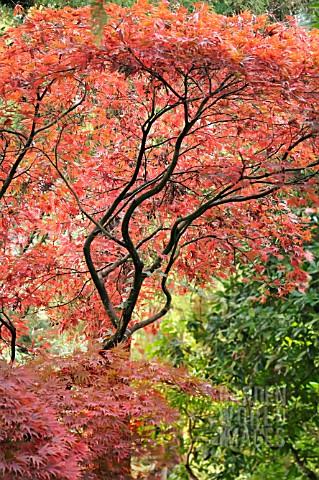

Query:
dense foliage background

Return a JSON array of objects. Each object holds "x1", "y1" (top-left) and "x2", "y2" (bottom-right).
[{"x1": 149, "y1": 226, "x2": 319, "y2": 478}]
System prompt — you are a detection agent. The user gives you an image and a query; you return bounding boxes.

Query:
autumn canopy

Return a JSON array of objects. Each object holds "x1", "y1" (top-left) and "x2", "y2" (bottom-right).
[{"x1": 1, "y1": 2, "x2": 319, "y2": 351}]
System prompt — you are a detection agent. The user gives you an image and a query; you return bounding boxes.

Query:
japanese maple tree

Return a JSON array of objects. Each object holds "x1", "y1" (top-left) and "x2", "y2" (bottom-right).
[
  {"x1": 1, "y1": 2, "x2": 319, "y2": 355},
  {"x1": 1, "y1": 344, "x2": 226, "y2": 479}
]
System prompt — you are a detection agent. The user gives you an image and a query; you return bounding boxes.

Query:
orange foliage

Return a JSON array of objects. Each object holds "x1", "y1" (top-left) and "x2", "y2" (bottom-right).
[{"x1": 1, "y1": 4, "x2": 319, "y2": 347}]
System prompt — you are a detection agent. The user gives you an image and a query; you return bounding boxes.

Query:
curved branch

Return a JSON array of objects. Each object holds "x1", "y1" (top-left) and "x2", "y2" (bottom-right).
[
  {"x1": 286, "y1": 442, "x2": 318, "y2": 480},
  {"x1": 0, "y1": 101, "x2": 40, "y2": 200},
  {"x1": 0, "y1": 311, "x2": 16, "y2": 363},
  {"x1": 0, "y1": 78, "x2": 87, "y2": 201}
]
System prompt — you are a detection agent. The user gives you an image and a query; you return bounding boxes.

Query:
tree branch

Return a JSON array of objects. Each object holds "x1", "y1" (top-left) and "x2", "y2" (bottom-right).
[{"x1": 0, "y1": 311, "x2": 16, "y2": 363}]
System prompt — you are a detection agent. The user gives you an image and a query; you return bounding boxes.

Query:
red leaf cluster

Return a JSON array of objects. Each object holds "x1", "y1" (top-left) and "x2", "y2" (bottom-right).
[
  {"x1": 1, "y1": 4, "x2": 319, "y2": 347},
  {"x1": 0, "y1": 346, "x2": 228, "y2": 478}
]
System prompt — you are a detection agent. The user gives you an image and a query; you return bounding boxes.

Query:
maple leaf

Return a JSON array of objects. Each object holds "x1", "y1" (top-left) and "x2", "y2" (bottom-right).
[
  {"x1": 13, "y1": 4, "x2": 24, "y2": 16},
  {"x1": 304, "y1": 250, "x2": 315, "y2": 262}
]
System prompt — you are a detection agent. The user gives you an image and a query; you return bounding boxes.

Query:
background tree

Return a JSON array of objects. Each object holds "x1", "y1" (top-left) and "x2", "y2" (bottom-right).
[
  {"x1": 150, "y1": 224, "x2": 319, "y2": 479},
  {"x1": 0, "y1": 0, "x2": 312, "y2": 17}
]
